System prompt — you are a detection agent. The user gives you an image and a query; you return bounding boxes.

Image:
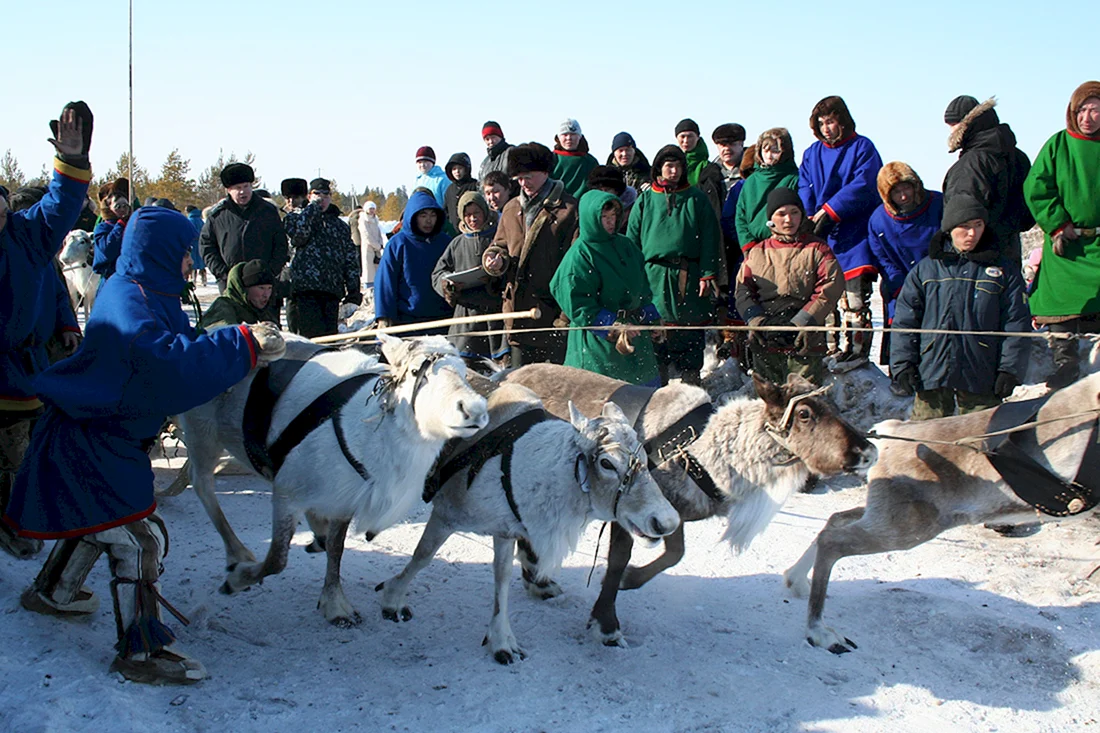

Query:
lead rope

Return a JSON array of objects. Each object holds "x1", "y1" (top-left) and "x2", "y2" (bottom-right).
[{"x1": 865, "y1": 407, "x2": 1100, "y2": 453}]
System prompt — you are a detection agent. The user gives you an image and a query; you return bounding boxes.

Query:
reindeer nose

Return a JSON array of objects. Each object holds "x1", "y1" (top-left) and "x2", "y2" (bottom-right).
[
  {"x1": 648, "y1": 513, "x2": 679, "y2": 538},
  {"x1": 456, "y1": 400, "x2": 470, "y2": 421}
]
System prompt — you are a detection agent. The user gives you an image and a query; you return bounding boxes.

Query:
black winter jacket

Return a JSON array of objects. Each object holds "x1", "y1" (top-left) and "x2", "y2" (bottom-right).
[
  {"x1": 199, "y1": 196, "x2": 289, "y2": 281},
  {"x1": 284, "y1": 202, "x2": 361, "y2": 300},
  {"x1": 891, "y1": 229, "x2": 1031, "y2": 395}
]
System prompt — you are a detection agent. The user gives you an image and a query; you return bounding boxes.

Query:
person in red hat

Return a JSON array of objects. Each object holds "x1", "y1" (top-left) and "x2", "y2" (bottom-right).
[
  {"x1": 413, "y1": 146, "x2": 451, "y2": 208},
  {"x1": 478, "y1": 121, "x2": 513, "y2": 182}
]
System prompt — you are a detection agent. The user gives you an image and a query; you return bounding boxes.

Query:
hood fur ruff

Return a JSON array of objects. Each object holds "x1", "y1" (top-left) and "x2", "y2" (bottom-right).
[
  {"x1": 948, "y1": 97, "x2": 997, "y2": 153},
  {"x1": 1068, "y1": 81, "x2": 1100, "y2": 137},
  {"x1": 876, "y1": 162, "x2": 927, "y2": 216}
]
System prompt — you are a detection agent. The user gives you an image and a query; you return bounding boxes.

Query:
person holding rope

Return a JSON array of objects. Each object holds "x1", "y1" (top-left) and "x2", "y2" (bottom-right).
[{"x1": 890, "y1": 196, "x2": 1031, "y2": 419}]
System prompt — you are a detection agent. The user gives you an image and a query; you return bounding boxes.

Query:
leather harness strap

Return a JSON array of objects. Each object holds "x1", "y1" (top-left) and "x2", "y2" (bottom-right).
[{"x1": 641, "y1": 402, "x2": 723, "y2": 502}]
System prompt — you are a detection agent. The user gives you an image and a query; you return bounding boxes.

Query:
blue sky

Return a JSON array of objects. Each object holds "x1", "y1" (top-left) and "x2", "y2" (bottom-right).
[{"x1": 2, "y1": 1, "x2": 1092, "y2": 198}]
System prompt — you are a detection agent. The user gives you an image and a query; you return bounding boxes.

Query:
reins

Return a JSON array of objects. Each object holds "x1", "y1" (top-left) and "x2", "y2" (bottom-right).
[{"x1": 865, "y1": 408, "x2": 1100, "y2": 454}]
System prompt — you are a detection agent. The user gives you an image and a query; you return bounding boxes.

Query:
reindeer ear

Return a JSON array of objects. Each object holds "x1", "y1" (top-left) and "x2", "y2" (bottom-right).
[
  {"x1": 753, "y1": 372, "x2": 784, "y2": 408},
  {"x1": 377, "y1": 333, "x2": 406, "y2": 366},
  {"x1": 601, "y1": 401, "x2": 628, "y2": 424},
  {"x1": 568, "y1": 401, "x2": 589, "y2": 430}
]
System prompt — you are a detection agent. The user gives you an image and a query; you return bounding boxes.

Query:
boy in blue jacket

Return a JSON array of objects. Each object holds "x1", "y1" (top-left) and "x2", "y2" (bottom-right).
[{"x1": 890, "y1": 197, "x2": 1031, "y2": 419}]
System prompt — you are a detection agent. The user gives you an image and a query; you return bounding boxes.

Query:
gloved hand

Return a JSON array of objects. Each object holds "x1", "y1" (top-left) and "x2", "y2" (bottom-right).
[
  {"x1": 247, "y1": 322, "x2": 286, "y2": 365},
  {"x1": 813, "y1": 212, "x2": 836, "y2": 239},
  {"x1": 482, "y1": 248, "x2": 508, "y2": 277},
  {"x1": 891, "y1": 366, "x2": 919, "y2": 396},
  {"x1": 994, "y1": 371, "x2": 1020, "y2": 399},
  {"x1": 375, "y1": 318, "x2": 393, "y2": 330},
  {"x1": 793, "y1": 328, "x2": 810, "y2": 356},
  {"x1": 747, "y1": 315, "x2": 768, "y2": 349},
  {"x1": 48, "y1": 101, "x2": 93, "y2": 169},
  {"x1": 343, "y1": 291, "x2": 363, "y2": 307},
  {"x1": 650, "y1": 320, "x2": 667, "y2": 345}
]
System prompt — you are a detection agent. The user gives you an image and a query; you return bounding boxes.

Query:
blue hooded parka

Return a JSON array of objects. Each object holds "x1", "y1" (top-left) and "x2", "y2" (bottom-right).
[{"x1": 374, "y1": 191, "x2": 453, "y2": 331}]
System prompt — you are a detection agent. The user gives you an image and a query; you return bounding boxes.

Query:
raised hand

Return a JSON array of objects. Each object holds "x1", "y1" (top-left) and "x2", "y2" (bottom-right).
[{"x1": 48, "y1": 108, "x2": 84, "y2": 157}]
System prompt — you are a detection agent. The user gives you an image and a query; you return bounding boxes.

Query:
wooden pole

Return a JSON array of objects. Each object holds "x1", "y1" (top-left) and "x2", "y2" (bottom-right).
[{"x1": 310, "y1": 307, "x2": 541, "y2": 345}]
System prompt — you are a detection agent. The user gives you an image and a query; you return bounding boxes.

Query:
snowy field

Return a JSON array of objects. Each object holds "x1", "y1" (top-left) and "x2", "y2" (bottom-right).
[{"x1": 5, "y1": 284, "x2": 1100, "y2": 731}]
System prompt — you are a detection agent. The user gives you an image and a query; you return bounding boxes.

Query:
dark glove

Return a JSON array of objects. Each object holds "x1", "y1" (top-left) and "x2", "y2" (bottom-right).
[
  {"x1": 994, "y1": 371, "x2": 1019, "y2": 399},
  {"x1": 49, "y1": 101, "x2": 94, "y2": 169},
  {"x1": 813, "y1": 215, "x2": 836, "y2": 239},
  {"x1": 343, "y1": 291, "x2": 363, "y2": 307},
  {"x1": 793, "y1": 329, "x2": 810, "y2": 356},
  {"x1": 891, "y1": 366, "x2": 919, "y2": 396}
]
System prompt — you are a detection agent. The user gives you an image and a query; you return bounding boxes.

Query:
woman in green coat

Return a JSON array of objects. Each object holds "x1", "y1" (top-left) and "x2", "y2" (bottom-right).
[
  {"x1": 1024, "y1": 80, "x2": 1100, "y2": 388},
  {"x1": 735, "y1": 127, "x2": 799, "y2": 247},
  {"x1": 551, "y1": 190, "x2": 661, "y2": 385}
]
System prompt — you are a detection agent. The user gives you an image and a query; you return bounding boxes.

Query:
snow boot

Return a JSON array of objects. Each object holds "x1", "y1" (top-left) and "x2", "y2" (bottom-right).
[
  {"x1": 109, "y1": 578, "x2": 205, "y2": 685},
  {"x1": 21, "y1": 538, "x2": 102, "y2": 616}
]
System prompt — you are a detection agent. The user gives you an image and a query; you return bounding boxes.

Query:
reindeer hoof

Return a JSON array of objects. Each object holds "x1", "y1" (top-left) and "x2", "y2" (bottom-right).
[
  {"x1": 807, "y1": 626, "x2": 857, "y2": 654},
  {"x1": 493, "y1": 648, "x2": 526, "y2": 665},
  {"x1": 382, "y1": 607, "x2": 411, "y2": 623},
  {"x1": 374, "y1": 581, "x2": 385, "y2": 592},
  {"x1": 364, "y1": 532, "x2": 376, "y2": 542},
  {"x1": 330, "y1": 612, "x2": 363, "y2": 628},
  {"x1": 525, "y1": 579, "x2": 563, "y2": 600},
  {"x1": 587, "y1": 616, "x2": 626, "y2": 647},
  {"x1": 827, "y1": 641, "x2": 854, "y2": 655},
  {"x1": 218, "y1": 581, "x2": 235, "y2": 596}
]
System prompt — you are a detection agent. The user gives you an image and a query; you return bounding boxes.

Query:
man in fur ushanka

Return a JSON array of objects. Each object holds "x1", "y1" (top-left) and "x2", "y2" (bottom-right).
[{"x1": 798, "y1": 96, "x2": 883, "y2": 371}]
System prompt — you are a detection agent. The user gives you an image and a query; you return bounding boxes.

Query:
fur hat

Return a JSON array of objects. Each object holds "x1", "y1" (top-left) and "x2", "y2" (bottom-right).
[
  {"x1": 766, "y1": 187, "x2": 805, "y2": 221},
  {"x1": 650, "y1": 144, "x2": 688, "y2": 184},
  {"x1": 220, "y1": 162, "x2": 254, "y2": 188},
  {"x1": 809, "y1": 96, "x2": 856, "y2": 142},
  {"x1": 482, "y1": 121, "x2": 504, "y2": 139},
  {"x1": 753, "y1": 128, "x2": 794, "y2": 167},
  {"x1": 712, "y1": 123, "x2": 746, "y2": 144},
  {"x1": 586, "y1": 165, "x2": 627, "y2": 196},
  {"x1": 415, "y1": 146, "x2": 436, "y2": 163},
  {"x1": 98, "y1": 177, "x2": 130, "y2": 202},
  {"x1": 1067, "y1": 81, "x2": 1100, "y2": 137},
  {"x1": 946, "y1": 97, "x2": 998, "y2": 153},
  {"x1": 941, "y1": 195, "x2": 988, "y2": 232},
  {"x1": 877, "y1": 162, "x2": 927, "y2": 216},
  {"x1": 506, "y1": 142, "x2": 555, "y2": 176},
  {"x1": 611, "y1": 131, "x2": 636, "y2": 151},
  {"x1": 281, "y1": 178, "x2": 308, "y2": 198},
  {"x1": 240, "y1": 259, "x2": 274, "y2": 288},
  {"x1": 739, "y1": 145, "x2": 756, "y2": 179},
  {"x1": 674, "y1": 119, "x2": 700, "y2": 136},
  {"x1": 558, "y1": 118, "x2": 582, "y2": 136}
]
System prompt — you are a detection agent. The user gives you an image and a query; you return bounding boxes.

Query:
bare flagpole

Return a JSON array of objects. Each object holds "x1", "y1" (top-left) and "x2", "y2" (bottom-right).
[{"x1": 128, "y1": 0, "x2": 134, "y2": 199}]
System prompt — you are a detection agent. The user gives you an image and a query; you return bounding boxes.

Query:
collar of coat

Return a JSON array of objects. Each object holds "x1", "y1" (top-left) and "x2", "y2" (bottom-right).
[
  {"x1": 822, "y1": 133, "x2": 858, "y2": 149},
  {"x1": 651, "y1": 180, "x2": 690, "y2": 193},
  {"x1": 929, "y1": 229, "x2": 1000, "y2": 263},
  {"x1": 948, "y1": 97, "x2": 998, "y2": 153}
]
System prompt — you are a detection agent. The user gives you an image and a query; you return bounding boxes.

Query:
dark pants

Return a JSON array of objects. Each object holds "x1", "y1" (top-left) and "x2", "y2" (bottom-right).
[
  {"x1": 287, "y1": 291, "x2": 340, "y2": 338},
  {"x1": 509, "y1": 342, "x2": 565, "y2": 368},
  {"x1": 656, "y1": 329, "x2": 705, "y2": 384},
  {"x1": 1047, "y1": 315, "x2": 1100, "y2": 389}
]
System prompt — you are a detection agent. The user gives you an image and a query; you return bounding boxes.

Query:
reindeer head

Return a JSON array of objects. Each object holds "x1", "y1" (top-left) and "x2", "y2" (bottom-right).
[
  {"x1": 754, "y1": 373, "x2": 877, "y2": 477},
  {"x1": 569, "y1": 401, "x2": 679, "y2": 540},
  {"x1": 378, "y1": 334, "x2": 489, "y2": 440},
  {"x1": 59, "y1": 229, "x2": 93, "y2": 264}
]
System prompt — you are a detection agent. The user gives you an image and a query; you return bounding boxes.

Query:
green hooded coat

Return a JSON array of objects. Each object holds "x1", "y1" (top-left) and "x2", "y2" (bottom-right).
[
  {"x1": 735, "y1": 160, "x2": 800, "y2": 247},
  {"x1": 551, "y1": 191, "x2": 660, "y2": 384},
  {"x1": 685, "y1": 139, "x2": 711, "y2": 187},
  {"x1": 199, "y1": 262, "x2": 275, "y2": 330}
]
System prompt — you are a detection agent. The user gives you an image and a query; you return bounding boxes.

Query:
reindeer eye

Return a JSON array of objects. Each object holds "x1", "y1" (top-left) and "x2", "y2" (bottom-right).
[
  {"x1": 796, "y1": 406, "x2": 813, "y2": 421},
  {"x1": 600, "y1": 458, "x2": 615, "y2": 471}
]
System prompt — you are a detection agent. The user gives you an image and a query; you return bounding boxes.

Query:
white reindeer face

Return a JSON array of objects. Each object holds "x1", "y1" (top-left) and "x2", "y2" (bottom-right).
[
  {"x1": 59, "y1": 230, "x2": 93, "y2": 264},
  {"x1": 575, "y1": 402, "x2": 679, "y2": 541}
]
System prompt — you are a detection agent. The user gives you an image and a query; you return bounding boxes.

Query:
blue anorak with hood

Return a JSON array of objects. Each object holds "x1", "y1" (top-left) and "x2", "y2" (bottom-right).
[{"x1": 374, "y1": 191, "x2": 453, "y2": 331}]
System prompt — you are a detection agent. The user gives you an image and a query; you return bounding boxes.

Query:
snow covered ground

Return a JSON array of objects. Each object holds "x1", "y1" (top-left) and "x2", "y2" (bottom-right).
[{"x1": 7, "y1": 286, "x2": 1100, "y2": 732}]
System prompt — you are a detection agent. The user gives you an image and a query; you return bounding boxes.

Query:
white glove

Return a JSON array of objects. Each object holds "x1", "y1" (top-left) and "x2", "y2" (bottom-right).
[{"x1": 248, "y1": 322, "x2": 286, "y2": 365}]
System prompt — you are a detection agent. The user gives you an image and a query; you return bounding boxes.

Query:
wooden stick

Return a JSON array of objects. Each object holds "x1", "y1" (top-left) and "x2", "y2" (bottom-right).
[{"x1": 311, "y1": 307, "x2": 541, "y2": 345}]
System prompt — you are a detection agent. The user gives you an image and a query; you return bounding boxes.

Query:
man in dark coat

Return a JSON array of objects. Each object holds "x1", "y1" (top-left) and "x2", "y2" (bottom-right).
[
  {"x1": 199, "y1": 162, "x2": 289, "y2": 296},
  {"x1": 943, "y1": 96, "x2": 1033, "y2": 263},
  {"x1": 442, "y1": 152, "x2": 479, "y2": 233}
]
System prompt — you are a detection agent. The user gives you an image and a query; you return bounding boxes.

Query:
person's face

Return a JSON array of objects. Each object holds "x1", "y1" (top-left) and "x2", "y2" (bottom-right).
[
  {"x1": 601, "y1": 206, "x2": 619, "y2": 235},
  {"x1": 483, "y1": 134, "x2": 502, "y2": 150},
  {"x1": 760, "y1": 142, "x2": 782, "y2": 166},
  {"x1": 716, "y1": 140, "x2": 745, "y2": 166},
  {"x1": 659, "y1": 160, "x2": 683, "y2": 185},
  {"x1": 515, "y1": 171, "x2": 549, "y2": 197},
  {"x1": 247, "y1": 283, "x2": 273, "y2": 310},
  {"x1": 483, "y1": 183, "x2": 509, "y2": 211},
  {"x1": 462, "y1": 203, "x2": 487, "y2": 232},
  {"x1": 310, "y1": 190, "x2": 332, "y2": 210},
  {"x1": 450, "y1": 165, "x2": 468, "y2": 181},
  {"x1": 817, "y1": 114, "x2": 843, "y2": 144},
  {"x1": 416, "y1": 159, "x2": 433, "y2": 174},
  {"x1": 1077, "y1": 96, "x2": 1100, "y2": 136},
  {"x1": 951, "y1": 218, "x2": 985, "y2": 252},
  {"x1": 181, "y1": 250, "x2": 194, "y2": 278},
  {"x1": 613, "y1": 146, "x2": 635, "y2": 167},
  {"x1": 366, "y1": 205, "x2": 377, "y2": 216},
  {"x1": 676, "y1": 131, "x2": 699, "y2": 152},
  {"x1": 107, "y1": 194, "x2": 131, "y2": 218},
  {"x1": 227, "y1": 182, "x2": 253, "y2": 206},
  {"x1": 415, "y1": 209, "x2": 439, "y2": 234},
  {"x1": 771, "y1": 204, "x2": 803, "y2": 236},
  {"x1": 558, "y1": 132, "x2": 580, "y2": 151},
  {"x1": 889, "y1": 182, "x2": 917, "y2": 213}
]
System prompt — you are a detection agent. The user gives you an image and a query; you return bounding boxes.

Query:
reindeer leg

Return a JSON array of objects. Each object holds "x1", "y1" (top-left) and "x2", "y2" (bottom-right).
[
  {"x1": 588, "y1": 522, "x2": 633, "y2": 647},
  {"x1": 619, "y1": 523, "x2": 685, "y2": 590},
  {"x1": 186, "y1": 426, "x2": 255, "y2": 570},
  {"x1": 222, "y1": 492, "x2": 295, "y2": 594},
  {"x1": 376, "y1": 511, "x2": 453, "y2": 623},
  {"x1": 318, "y1": 517, "x2": 360, "y2": 627},
  {"x1": 517, "y1": 537, "x2": 563, "y2": 600},
  {"x1": 156, "y1": 459, "x2": 191, "y2": 498},
  {"x1": 304, "y1": 510, "x2": 329, "y2": 554},
  {"x1": 485, "y1": 536, "x2": 525, "y2": 664},
  {"x1": 784, "y1": 508, "x2": 864, "y2": 599}
]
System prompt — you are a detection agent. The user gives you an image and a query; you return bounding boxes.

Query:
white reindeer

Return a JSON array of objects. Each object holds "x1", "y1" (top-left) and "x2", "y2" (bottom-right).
[
  {"x1": 179, "y1": 333, "x2": 489, "y2": 626},
  {"x1": 376, "y1": 383, "x2": 680, "y2": 662},
  {"x1": 59, "y1": 230, "x2": 98, "y2": 319}
]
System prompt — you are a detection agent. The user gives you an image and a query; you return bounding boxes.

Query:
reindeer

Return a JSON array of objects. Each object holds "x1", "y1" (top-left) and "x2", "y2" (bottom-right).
[
  {"x1": 179, "y1": 333, "x2": 489, "y2": 626},
  {"x1": 58, "y1": 230, "x2": 98, "y2": 319},
  {"x1": 376, "y1": 383, "x2": 680, "y2": 663},
  {"x1": 499, "y1": 364, "x2": 878, "y2": 645},
  {"x1": 785, "y1": 371, "x2": 1100, "y2": 654}
]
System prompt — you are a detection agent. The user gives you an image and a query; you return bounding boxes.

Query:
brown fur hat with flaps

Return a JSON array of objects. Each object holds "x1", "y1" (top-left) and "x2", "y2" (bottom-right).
[
  {"x1": 947, "y1": 97, "x2": 998, "y2": 153},
  {"x1": 1067, "y1": 81, "x2": 1100, "y2": 137},
  {"x1": 506, "y1": 142, "x2": 555, "y2": 177},
  {"x1": 809, "y1": 96, "x2": 855, "y2": 142},
  {"x1": 97, "y1": 177, "x2": 130, "y2": 202},
  {"x1": 753, "y1": 128, "x2": 795, "y2": 167},
  {"x1": 876, "y1": 162, "x2": 927, "y2": 216}
]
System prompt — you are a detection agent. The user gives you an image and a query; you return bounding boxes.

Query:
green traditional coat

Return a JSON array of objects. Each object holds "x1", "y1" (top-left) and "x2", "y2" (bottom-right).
[
  {"x1": 735, "y1": 160, "x2": 800, "y2": 247},
  {"x1": 551, "y1": 191, "x2": 660, "y2": 385},
  {"x1": 1025, "y1": 129, "x2": 1100, "y2": 317},
  {"x1": 552, "y1": 149, "x2": 599, "y2": 200},
  {"x1": 199, "y1": 262, "x2": 276, "y2": 331},
  {"x1": 626, "y1": 182, "x2": 720, "y2": 324},
  {"x1": 684, "y1": 140, "x2": 711, "y2": 187}
]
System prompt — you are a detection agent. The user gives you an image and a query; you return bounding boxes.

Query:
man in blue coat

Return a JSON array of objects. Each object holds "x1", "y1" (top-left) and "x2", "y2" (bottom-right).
[
  {"x1": 1, "y1": 103, "x2": 94, "y2": 559},
  {"x1": 4, "y1": 207, "x2": 286, "y2": 685},
  {"x1": 799, "y1": 96, "x2": 883, "y2": 370}
]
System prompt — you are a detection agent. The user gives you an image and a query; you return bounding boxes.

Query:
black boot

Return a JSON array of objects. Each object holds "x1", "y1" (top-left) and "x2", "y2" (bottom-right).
[{"x1": 1047, "y1": 334, "x2": 1081, "y2": 390}]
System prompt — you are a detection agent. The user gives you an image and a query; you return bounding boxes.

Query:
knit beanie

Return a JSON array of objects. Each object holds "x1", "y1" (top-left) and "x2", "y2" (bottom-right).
[
  {"x1": 675, "y1": 118, "x2": 700, "y2": 136},
  {"x1": 611, "y1": 131, "x2": 636, "y2": 151},
  {"x1": 220, "y1": 163, "x2": 254, "y2": 188},
  {"x1": 240, "y1": 259, "x2": 274, "y2": 288},
  {"x1": 415, "y1": 146, "x2": 436, "y2": 163},
  {"x1": 944, "y1": 95, "x2": 980, "y2": 125},
  {"x1": 766, "y1": 187, "x2": 805, "y2": 221},
  {"x1": 482, "y1": 121, "x2": 504, "y2": 139},
  {"x1": 941, "y1": 195, "x2": 988, "y2": 232},
  {"x1": 558, "y1": 118, "x2": 582, "y2": 136}
]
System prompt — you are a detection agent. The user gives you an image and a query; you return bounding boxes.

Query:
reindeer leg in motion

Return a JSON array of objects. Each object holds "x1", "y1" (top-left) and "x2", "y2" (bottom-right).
[
  {"x1": 221, "y1": 492, "x2": 295, "y2": 594},
  {"x1": 186, "y1": 427, "x2": 255, "y2": 570},
  {"x1": 304, "y1": 510, "x2": 329, "y2": 554},
  {"x1": 485, "y1": 536, "x2": 525, "y2": 664},
  {"x1": 376, "y1": 512, "x2": 454, "y2": 622},
  {"x1": 318, "y1": 517, "x2": 360, "y2": 627},
  {"x1": 784, "y1": 508, "x2": 864, "y2": 598},
  {"x1": 619, "y1": 523, "x2": 685, "y2": 590},
  {"x1": 589, "y1": 522, "x2": 634, "y2": 647},
  {"x1": 517, "y1": 537, "x2": 563, "y2": 600}
]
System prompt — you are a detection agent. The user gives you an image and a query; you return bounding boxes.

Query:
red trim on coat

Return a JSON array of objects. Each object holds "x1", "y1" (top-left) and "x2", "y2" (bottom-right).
[
  {"x1": 1051, "y1": 222, "x2": 1071, "y2": 238},
  {"x1": 61, "y1": 326, "x2": 82, "y2": 334},
  {"x1": 888, "y1": 195, "x2": 933, "y2": 222},
  {"x1": 554, "y1": 149, "x2": 586, "y2": 157},
  {"x1": 1067, "y1": 129, "x2": 1100, "y2": 141},
  {"x1": 822, "y1": 133, "x2": 857, "y2": 149},
  {"x1": 4, "y1": 503, "x2": 157, "y2": 540},
  {"x1": 844, "y1": 265, "x2": 878, "y2": 280},
  {"x1": 822, "y1": 203, "x2": 841, "y2": 222},
  {"x1": 238, "y1": 324, "x2": 258, "y2": 368},
  {"x1": 651, "y1": 181, "x2": 690, "y2": 193}
]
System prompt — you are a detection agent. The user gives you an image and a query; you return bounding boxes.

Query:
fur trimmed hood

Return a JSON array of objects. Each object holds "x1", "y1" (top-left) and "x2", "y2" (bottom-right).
[
  {"x1": 1067, "y1": 81, "x2": 1100, "y2": 138},
  {"x1": 810, "y1": 96, "x2": 855, "y2": 143},
  {"x1": 947, "y1": 97, "x2": 998, "y2": 153},
  {"x1": 97, "y1": 177, "x2": 130, "y2": 203},
  {"x1": 753, "y1": 128, "x2": 795, "y2": 167},
  {"x1": 876, "y1": 162, "x2": 927, "y2": 216}
]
